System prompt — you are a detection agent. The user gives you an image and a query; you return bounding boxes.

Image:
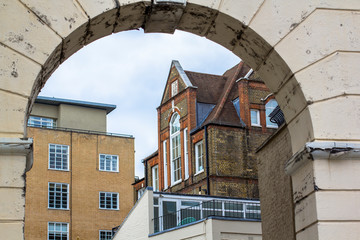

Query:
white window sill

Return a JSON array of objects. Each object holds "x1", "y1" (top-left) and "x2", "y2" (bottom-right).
[
  {"x1": 99, "y1": 208, "x2": 120, "y2": 211},
  {"x1": 171, "y1": 179, "x2": 182, "y2": 187},
  {"x1": 266, "y1": 125, "x2": 278, "y2": 129},
  {"x1": 194, "y1": 170, "x2": 204, "y2": 176},
  {"x1": 48, "y1": 208, "x2": 70, "y2": 211},
  {"x1": 99, "y1": 169, "x2": 119, "y2": 173},
  {"x1": 251, "y1": 124, "x2": 261, "y2": 128},
  {"x1": 48, "y1": 168, "x2": 70, "y2": 172}
]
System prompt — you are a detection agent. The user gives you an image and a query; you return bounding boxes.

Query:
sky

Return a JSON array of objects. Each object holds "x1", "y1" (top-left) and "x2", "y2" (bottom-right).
[{"x1": 39, "y1": 29, "x2": 240, "y2": 178}]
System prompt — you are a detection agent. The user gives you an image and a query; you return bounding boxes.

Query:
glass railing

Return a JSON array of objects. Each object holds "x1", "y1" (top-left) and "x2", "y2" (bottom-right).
[{"x1": 153, "y1": 198, "x2": 261, "y2": 233}]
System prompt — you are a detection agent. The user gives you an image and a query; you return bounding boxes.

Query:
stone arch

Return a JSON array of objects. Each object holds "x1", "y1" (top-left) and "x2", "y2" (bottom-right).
[{"x1": 1, "y1": 1, "x2": 360, "y2": 239}]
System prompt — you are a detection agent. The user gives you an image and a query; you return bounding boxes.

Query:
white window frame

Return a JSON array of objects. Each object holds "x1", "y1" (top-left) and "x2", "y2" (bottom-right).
[
  {"x1": 99, "y1": 192, "x2": 119, "y2": 210},
  {"x1": 28, "y1": 115, "x2": 56, "y2": 128},
  {"x1": 171, "y1": 80, "x2": 178, "y2": 97},
  {"x1": 265, "y1": 99, "x2": 279, "y2": 128},
  {"x1": 48, "y1": 182, "x2": 69, "y2": 210},
  {"x1": 99, "y1": 154, "x2": 119, "y2": 172},
  {"x1": 48, "y1": 144, "x2": 70, "y2": 171},
  {"x1": 170, "y1": 113, "x2": 182, "y2": 186},
  {"x1": 195, "y1": 140, "x2": 204, "y2": 174},
  {"x1": 250, "y1": 109, "x2": 261, "y2": 127},
  {"x1": 152, "y1": 165, "x2": 159, "y2": 191},
  {"x1": 163, "y1": 140, "x2": 168, "y2": 189},
  {"x1": 184, "y1": 128, "x2": 189, "y2": 179},
  {"x1": 48, "y1": 222, "x2": 69, "y2": 240},
  {"x1": 99, "y1": 230, "x2": 113, "y2": 240}
]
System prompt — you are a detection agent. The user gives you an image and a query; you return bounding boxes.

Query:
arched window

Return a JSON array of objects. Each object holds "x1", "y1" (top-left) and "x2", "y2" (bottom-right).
[
  {"x1": 170, "y1": 113, "x2": 181, "y2": 184},
  {"x1": 265, "y1": 99, "x2": 278, "y2": 128}
]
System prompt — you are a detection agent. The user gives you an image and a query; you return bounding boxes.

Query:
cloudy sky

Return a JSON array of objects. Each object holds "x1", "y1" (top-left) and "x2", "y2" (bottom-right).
[{"x1": 40, "y1": 29, "x2": 240, "y2": 178}]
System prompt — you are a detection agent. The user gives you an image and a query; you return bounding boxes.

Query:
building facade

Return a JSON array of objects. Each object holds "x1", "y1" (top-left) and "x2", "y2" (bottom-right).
[
  {"x1": 24, "y1": 97, "x2": 135, "y2": 240},
  {"x1": 144, "y1": 61, "x2": 278, "y2": 199}
]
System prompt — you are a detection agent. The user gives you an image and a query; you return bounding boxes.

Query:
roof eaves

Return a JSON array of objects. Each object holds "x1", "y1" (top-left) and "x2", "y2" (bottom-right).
[
  {"x1": 172, "y1": 60, "x2": 193, "y2": 88},
  {"x1": 35, "y1": 96, "x2": 116, "y2": 114},
  {"x1": 141, "y1": 150, "x2": 159, "y2": 163}
]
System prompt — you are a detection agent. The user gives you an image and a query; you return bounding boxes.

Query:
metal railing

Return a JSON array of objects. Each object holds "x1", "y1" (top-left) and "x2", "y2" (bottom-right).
[
  {"x1": 154, "y1": 199, "x2": 261, "y2": 233},
  {"x1": 27, "y1": 124, "x2": 133, "y2": 138}
]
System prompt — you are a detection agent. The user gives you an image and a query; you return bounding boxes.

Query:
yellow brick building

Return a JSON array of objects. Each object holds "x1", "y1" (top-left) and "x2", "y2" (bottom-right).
[{"x1": 24, "y1": 97, "x2": 134, "y2": 240}]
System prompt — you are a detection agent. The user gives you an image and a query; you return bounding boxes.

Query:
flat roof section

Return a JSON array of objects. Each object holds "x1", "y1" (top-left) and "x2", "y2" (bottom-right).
[{"x1": 36, "y1": 96, "x2": 116, "y2": 114}]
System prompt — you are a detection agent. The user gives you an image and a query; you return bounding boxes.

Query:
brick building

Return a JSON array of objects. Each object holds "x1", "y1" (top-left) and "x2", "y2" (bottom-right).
[
  {"x1": 24, "y1": 97, "x2": 135, "y2": 240},
  {"x1": 143, "y1": 61, "x2": 278, "y2": 199}
]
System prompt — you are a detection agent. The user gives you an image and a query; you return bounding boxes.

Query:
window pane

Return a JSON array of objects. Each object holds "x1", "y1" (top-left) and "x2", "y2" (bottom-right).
[
  {"x1": 266, "y1": 99, "x2": 278, "y2": 127},
  {"x1": 99, "y1": 154, "x2": 118, "y2": 171},
  {"x1": 99, "y1": 192, "x2": 118, "y2": 209},
  {"x1": 49, "y1": 144, "x2": 69, "y2": 170}
]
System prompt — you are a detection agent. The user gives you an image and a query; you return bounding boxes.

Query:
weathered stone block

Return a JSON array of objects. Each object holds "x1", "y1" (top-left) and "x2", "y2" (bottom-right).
[
  {"x1": 314, "y1": 157, "x2": 360, "y2": 190},
  {"x1": 291, "y1": 158, "x2": 314, "y2": 203},
  {"x1": 309, "y1": 96, "x2": 360, "y2": 141},
  {"x1": 0, "y1": 222, "x2": 24, "y2": 240},
  {"x1": 0, "y1": 188, "x2": 25, "y2": 220},
  {"x1": 218, "y1": 0, "x2": 263, "y2": 26},
  {"x1": 21, "y1": 0, "x2": 88, "y2": 37},
  {"x1": 294, "y1": 192, "x2": 317, "y2": 232},
  {"x1": 206, "y1": 13, "x2": 245, "y2": 52},
  {"x1": 0, "y1": 92, "x2": 28, "y2": 137},
  {"x1": 0, "y1": 1, "x2": 62, "y2": 64},
  {"x1": 287, "y1": 107, "x2": 314, "y2": 153},
  {"x1": 177, "y1": 2, "x2": 218, "y2": 37},
  {"x1": 296, "y1": 51, "x2": 360, "y2": 103},
  {"x1": 0, "y1": 44, "x2": 41, "y2": 97},
  {"x1": 113, "y1": 2, "x2": 151, "y2": 32},
  {"x1": 275, "y1": 9, "x2": 360, "y2": 74},
  {"x1": 76, "y1": 0, "x2": 117, "y2": 18},
  {"x1": 232, "y1": 27, "x2": 273, "y2": 70},
  {"x1": 0, "y1": 155, "x2": 26, "y2": 188},
  {"x1": 249, "y1": 0, "x2": 360, "y2": 47},
  {"x1": 256, "y1": 49, "x2": 293, "y2": 93},
  {"x1": 276, "y1": 76, "x2": 307, "y2": 124}
]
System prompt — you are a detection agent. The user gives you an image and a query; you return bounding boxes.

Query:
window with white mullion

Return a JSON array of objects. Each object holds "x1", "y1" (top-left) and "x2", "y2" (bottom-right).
[
  {"x1": 195, "y1": 141, "x2": 204, "y2": 174},
  {"x1": 250, "y1": 109, "x2": 260, "y2": 127},
  {"x1": 49, "y1": 144, "x2": 69, "y2": 171},
  {"x1": 28, "y1": 116, "x2": 56, "y2": 128},
  {"x1": 48, "y1": 182, "x2": 69, "y2": 209},
  {"x1": 170, "y1": 113, "x2": 181, "y2": 185},
  {"x1": 99, "y1": 230, "x2": 113, "y2": 240},
  {"x1": 99, "y1": 154, "x2": 119, "y2": 172},
  {"x1": 152, "y1": 165, "x2": 159, "y2": 191},
  {"x1": 48, "y1": 222, "x2": 68, "y2": 240},
  {"x1": 172, "y1": 134, "x2": 181, "y2": 183},
  {"x1": 163, "y1": 140, "x2": 168, "y2": 189},
  {"x1": 184, "y1": 128, "x2": 189, "y2": 179},
  {"x1": 99, "y1": 192, "x2": 119, "y2": 210}
]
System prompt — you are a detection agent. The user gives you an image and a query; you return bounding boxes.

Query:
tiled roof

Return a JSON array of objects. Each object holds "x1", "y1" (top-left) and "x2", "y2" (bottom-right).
[
  {"x1": 185, "y1": 71, "x2": 227, "y2": 104},
  {"x1": 185, "y1": 62, "x2": 252, "y2": 128}
]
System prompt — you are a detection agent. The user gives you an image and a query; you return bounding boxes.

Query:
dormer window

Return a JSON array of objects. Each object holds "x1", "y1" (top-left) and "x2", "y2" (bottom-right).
[
  {"x1": 266, "y1": 99, "x2": 278, "y2": 128},
  {"x1": 171, "y1": 80, "x2": 178, "y2": 97}
]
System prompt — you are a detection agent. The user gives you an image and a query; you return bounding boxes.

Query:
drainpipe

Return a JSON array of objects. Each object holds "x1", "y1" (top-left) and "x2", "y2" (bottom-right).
[
  {"x1": 204, "y1": 125, "x2": 210, "y2": 195},
  {"x1": 144, "y1": 160, "x2": 148, "y2": 187}
]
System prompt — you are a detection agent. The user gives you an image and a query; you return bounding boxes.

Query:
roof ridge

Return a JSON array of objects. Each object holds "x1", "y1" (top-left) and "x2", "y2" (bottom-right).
[{"x1": 184, "y1": 70, "x2": 225, "y2": 79}]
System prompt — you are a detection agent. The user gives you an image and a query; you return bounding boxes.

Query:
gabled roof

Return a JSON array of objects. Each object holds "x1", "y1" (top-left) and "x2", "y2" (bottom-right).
[{"x1": 160, "y1": 60, "x2": 195, "y2": 104}]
